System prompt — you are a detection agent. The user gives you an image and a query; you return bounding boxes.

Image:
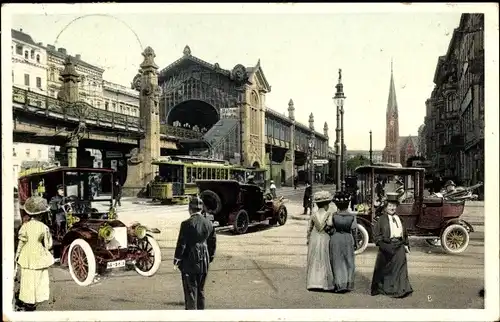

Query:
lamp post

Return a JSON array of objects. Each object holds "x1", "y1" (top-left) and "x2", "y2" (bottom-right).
[
  {"x1": 333, "y1": 68, "x2": 346, "y2": 192},
  {"x1": 308, "y1": 134, "x2": 315, "y2": 194},
  {"x1": 369, "y1": 130, "x2": 373, "y2": 165}
]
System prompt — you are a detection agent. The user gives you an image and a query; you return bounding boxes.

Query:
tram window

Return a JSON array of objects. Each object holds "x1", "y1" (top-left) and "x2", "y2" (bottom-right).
[
  {"x1": 197, "y1": 168, "x2": 202, "y2": 179},
  {"x1": 202, "y1": 168, "x2": 207, "y2": 179},
  {"x1": 210, "y1": 168, "x2": 214, "y2": 179},
  {"x1": 215, "y1": 168, "x2": 220, "y2": 179},
  {"x1": 186, "y1": 167, "x2": 193, "y2": 183}
]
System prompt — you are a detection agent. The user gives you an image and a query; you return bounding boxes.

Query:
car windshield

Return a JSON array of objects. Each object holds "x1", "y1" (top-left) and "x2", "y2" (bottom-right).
[{"x1": 64, "y1": 171, "x2": 113, "y2": 202}]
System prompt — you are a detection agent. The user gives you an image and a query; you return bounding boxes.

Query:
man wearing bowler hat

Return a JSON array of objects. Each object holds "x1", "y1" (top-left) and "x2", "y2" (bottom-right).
[{"x1": 174, "y1": 196, "x2": 217, "y2": 310}]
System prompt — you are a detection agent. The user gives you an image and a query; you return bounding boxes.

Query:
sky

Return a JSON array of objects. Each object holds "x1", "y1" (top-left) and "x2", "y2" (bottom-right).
[{"x1": 8, "y1": 4, "x2": 468, "y2": 150}]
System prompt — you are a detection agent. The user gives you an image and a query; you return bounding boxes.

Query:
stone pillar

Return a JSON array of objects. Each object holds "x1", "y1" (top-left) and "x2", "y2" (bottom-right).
[
  {"x1": 66, "y1": 137, "x2": 79, "y2": 168},
  {"x1": 57, "y1": 56, "x2": 82, "y2": 168},
  {"x1": 284, "y1": 99, "x2": 296, "y2": 186},
  {"x1": 123, "y1": 47, "x2": 161, "y2": 197}
]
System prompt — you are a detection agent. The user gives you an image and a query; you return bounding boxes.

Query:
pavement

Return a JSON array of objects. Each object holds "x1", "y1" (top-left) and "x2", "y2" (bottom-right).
[{"x1": 34, "y1": 195, "x2": 484, "y2": 311}]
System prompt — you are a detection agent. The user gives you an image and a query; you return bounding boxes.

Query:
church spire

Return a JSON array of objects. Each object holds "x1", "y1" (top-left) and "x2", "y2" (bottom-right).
[{"x1": 387, "y1": 58, "x2": 398, "y2": 116}]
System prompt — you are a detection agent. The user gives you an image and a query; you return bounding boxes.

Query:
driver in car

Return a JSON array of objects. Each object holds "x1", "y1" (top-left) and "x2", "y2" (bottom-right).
[{"x1": 49, "y1": 184, "x2": 67, "y2": 236}]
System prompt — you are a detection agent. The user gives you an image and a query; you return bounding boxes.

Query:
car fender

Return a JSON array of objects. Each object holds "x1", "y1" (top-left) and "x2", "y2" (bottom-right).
[
  {"x1": 441, "y1": 218, "x2": 474, "y2": 234},
  {"x1": 146, "y1": 227, "x2": 161, "y2": 234},
  {"x1": 60, "y1": 228, "x2": 98, "y2": 266}
]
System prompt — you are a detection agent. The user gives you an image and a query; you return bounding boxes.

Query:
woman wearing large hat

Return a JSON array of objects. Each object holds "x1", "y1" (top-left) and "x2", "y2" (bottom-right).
[
  {"x1": 328, "y1": 191, "x2": 358, "y2": 293},
  {"x1": 370, "y1": 192, "x2": 413, "y2": 298},
  {"x1": 306, "y1": 190, "x2": 335, "y2": 291},
  {"x1": 15, "y1": 196, "x2": 55, "y2": 311}
]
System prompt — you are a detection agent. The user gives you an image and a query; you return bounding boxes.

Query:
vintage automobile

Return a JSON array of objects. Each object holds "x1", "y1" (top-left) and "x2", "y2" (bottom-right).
[
  {"x1": 352, "y1": 165, "x2": 475, "y2": 255},
  {"x1": 196, "y1": 180, "x2": 288, "y2": 234},
  {"x1": 16, "y1": 166, "x2": 162, "y2": 286}
]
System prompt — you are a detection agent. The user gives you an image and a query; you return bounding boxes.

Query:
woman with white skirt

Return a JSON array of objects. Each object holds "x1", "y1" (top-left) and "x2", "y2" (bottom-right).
[{"x1": 15, "y1": 196, "x2": 55, "y2": 311}]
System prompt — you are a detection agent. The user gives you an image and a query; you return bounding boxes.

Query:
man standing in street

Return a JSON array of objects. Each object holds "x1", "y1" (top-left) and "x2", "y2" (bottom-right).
[
  {"x1": 174, "y1": 196, "x2": 217, "y2": 310},
  {"x1": 113, "y1": 179, "x2": 122, "y2": 207}
]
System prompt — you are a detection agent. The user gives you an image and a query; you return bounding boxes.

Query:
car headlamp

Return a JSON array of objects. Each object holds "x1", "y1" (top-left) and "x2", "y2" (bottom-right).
[
  {"x1": 99, "y1": 224, "x2": 115, "y2": 242},
  {"x1": 134, "y1": 225, "x2": 147, "y2": 239},
  {"x1": 108, "y1": 207, "x2": 117, "y2": 220}
]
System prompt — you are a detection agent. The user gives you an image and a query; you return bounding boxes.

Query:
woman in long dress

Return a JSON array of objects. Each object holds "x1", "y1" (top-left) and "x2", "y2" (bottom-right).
[
  {"x1": 329, "y1": 191, "x2": 358, "y2": 293},
  {"x1": 370, "y1": 192, "x2": 413, "y2": 298},
  {"x1": 306, "y1": 190, "x2": 334, "y2": 291},
  {"x1": 15, "y1": 196, "x2": 55, "y2": 311}
]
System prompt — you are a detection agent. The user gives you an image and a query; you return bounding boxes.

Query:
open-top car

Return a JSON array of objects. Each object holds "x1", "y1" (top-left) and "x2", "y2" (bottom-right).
[
  {"x1": 196, "y1": 180, "x2": 288, "y2": 234},
  {"x1": 15, "y1": 166, "x2": 162, "y2": 286},
  {"x1": 352, "y1": 165, "x2": 475, "y2": 255}
]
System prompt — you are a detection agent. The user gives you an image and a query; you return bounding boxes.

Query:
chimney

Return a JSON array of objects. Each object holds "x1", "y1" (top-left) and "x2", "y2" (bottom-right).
[
  {"x1": 47, "y1": 44, "x2": 55, "y2": 51},
  {"x1": 58, "y1": 48, "x2": 67, "y2": 55},
  {"x1": 37, "y1": 42, "x2": 43, "y2": 46},
  {"x1": 75, "y1": 54, "x2": 81, "y2": 60},
  {"x1": 20, "y1": 28, "x2": 23, "y2": 33}
]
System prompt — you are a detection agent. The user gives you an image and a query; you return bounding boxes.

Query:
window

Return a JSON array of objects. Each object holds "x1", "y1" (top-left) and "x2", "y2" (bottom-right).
[
  {"x1": 24, "y1": 74, "x2": 30, "y2": 86},
  {"x1": 24, "y1": 51, "x2": 28, "y2": 59},
  {"x1": 105, "y1": 101, "x2": 109, "y2": 110},
  {"x1": 16, "y1": 45, "x2": 22, "y2": 55},
  {"x1": 12, "y1": 71, "x2": 14, "y2": 83},
  {"x1": 30, "y1": 50, "x2": 35, "y2": 59},
  {"x1": 36, "y1": 77, "x2": 42, "y2": 88},
  {"x1": 97, "y1": 101, "x2": 101, "y2": 109},
  {"x1": 112, "y1": 102, "x2": 116, "y2": 111},
  {"x1": 13, "y1": 148, "x2": 17, "y2": 157},
  {"x1": 36, "y1": 54, "x2": 40, "y2": 63},
  {"x1": 25, "y1": 149, "x2": 31, "y2": 158},
  {"x1": 49, "y1": 90, "x2": 55, "y2": 97},
  {"x1": 49, "y1": 69, "x2": 55, "y2": 81},
  {"x1": 37, "y1": 149, "x2": 42, "y2": 158}
]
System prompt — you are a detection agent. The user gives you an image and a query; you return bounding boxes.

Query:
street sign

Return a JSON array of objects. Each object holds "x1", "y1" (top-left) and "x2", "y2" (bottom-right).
[
  {"x1": 412, "y1": 160, "x2": 432, "y2": 167},
  {"x1": 313, "y1": 159, "x2": 329, "y2": 165},
  {"x1": 106, "y1": 151, "x2": 123, "y2": 159}
]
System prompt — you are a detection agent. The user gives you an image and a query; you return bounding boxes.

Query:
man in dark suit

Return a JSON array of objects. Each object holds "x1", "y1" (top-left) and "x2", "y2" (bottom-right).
[{"x1": 174, "y1": 196, "x2": 217, "y2": 310}]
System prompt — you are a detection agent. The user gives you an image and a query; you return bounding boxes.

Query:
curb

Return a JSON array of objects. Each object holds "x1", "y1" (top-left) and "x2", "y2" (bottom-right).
[{"x1": 291, "y1": 214, "x2": 311, "y2": 221}]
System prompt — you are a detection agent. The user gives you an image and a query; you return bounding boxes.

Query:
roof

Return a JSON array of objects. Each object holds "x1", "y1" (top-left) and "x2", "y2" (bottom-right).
[
  {"x1": 354, "y1": 165, "x2": 425, "y2": 175},
  {"x1": 399, "y1": 135, "x2": 418, "y2": 150},
  {"x1": 47, "y1": 47, "x2": 105, "y2": 73},
  {"x1": 18, "y1": 166, "x2": 114, "y2": 179},
  {"x1": 386, "y1": 64, "x2": 398, "y2": 116},
  {"x1": 11, "y1": 29, "x2": 37, "y2": 46},
  {"x1": 159, "y1": 45, "x2": 231, "y2": 82}
]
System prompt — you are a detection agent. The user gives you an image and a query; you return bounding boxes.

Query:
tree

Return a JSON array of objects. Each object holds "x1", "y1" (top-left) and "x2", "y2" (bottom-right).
[{"x1": 346, "y1": 154, "x2": 371, "y2": 173}]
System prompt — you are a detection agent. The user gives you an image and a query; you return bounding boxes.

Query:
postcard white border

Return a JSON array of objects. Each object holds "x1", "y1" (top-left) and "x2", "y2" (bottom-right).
[{"x1": 2, "y1": 3, "x2": 499, "y2": 322}]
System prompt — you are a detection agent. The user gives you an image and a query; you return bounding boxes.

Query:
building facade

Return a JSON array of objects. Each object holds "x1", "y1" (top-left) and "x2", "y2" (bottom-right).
[
  {"x1": 102, "y1": 80, "x2": 140, "y2": 117},
  {"x1": 12, "y1": 29, "x2": 47, "y2": 94},
  {"x1": 398, "y1": 135, "x2": 418, "y2": 164},
  {"x1": 424, "y1": 14, "x2": 484, "y2": 186},
  {"x1": 417, "y1": 124, "x2": 426, "y2": 157},
  {"x1": 11, "y1": 29, "x2": 56, "y2": 182},
  {"x1": 382, "y1": 63, "x2": 400, "y2": 163},
  {"x1": 46, "y1": 45, "x2": 105, "y2": 106}
]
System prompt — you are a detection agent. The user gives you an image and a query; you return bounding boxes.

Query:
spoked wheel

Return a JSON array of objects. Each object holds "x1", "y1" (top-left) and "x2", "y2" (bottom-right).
[
  {"x1": 354, "y1": 223, "x2": 369, "y2": 255},
  {"x1": 233, "y1": 210, "x2": 249, "y2": 235},
  {"x1": 68, "y1": 239, "x2": 97, "y2": 286},
  {"x1": 277, "y1": 206, "x2": 288, "y2": 226},
  {"x1": 441, "y1": 224, "x2": 470, "y2": 254},
  {"x1": 134, "y1": 236, "x2": 162, "y2": 277}
]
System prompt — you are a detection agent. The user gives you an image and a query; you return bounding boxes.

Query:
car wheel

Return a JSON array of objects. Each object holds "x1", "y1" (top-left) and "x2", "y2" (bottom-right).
[
  {"x1": 233, "y1": 210, "x2": 249, "y2": 234},
  {"x1": 277, "y1": 206, "x2": 288, "y2": 226},
  {"x1": 68, "y1": 239, "x2": 97, "y2": 286},
  {"x1": 354, "y1": 223, "x2": 369, "y2": 255},
  {"x1": 134, "y1": 236, "x2": 162, "y2": 277},
  {"x1": 441, "y1": 224, "x2": 470, "y2": 254},
  {"x1": 200, "y1": 190, "x2": 222, "y2": 215}
]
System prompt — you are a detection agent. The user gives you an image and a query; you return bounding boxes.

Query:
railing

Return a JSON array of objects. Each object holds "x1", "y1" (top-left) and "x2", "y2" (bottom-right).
[
  {"x1": 13, "y1": 86, "x2": 141, "y2": 129},
  {"x1": 160, "y1": 124, "x2": 204, "y2": 139}
]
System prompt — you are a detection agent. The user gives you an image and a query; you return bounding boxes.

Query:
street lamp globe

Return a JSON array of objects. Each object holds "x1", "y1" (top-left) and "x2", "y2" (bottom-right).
[{"x1": 334, "y1": 96, "x2": 345, "y2": 108}]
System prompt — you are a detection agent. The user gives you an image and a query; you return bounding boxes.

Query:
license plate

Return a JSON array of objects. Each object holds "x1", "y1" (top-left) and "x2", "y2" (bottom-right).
[{"x1": 106, "y1": 260, "x2": 126, "y2": 269}]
